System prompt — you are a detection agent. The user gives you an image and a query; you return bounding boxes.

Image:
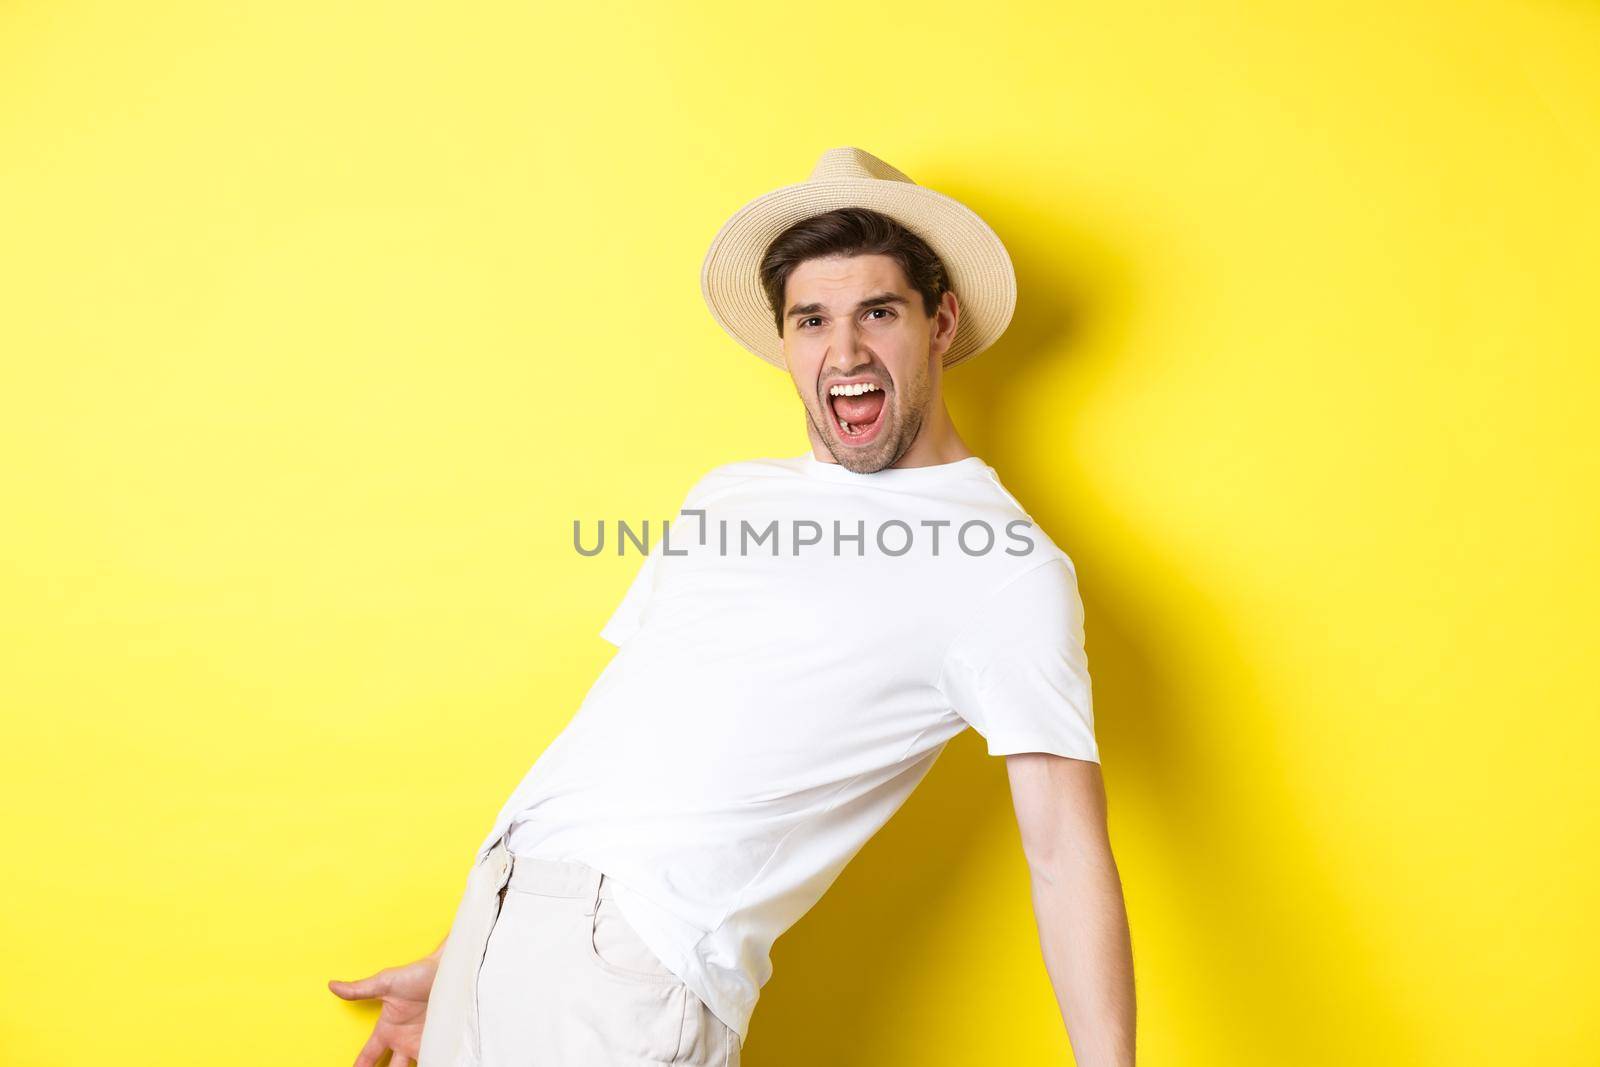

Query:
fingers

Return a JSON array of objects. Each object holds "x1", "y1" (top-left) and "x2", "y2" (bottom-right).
[
  {"x1": 328, "y1": 969, "x2": 391, "y2": 1000},
  {"x1": 352, "y1": 1030, "x2": 388, "y2": 1067},
  {"x1": 391, "y1": 1056, "x2": 412, "y2": 1067}
]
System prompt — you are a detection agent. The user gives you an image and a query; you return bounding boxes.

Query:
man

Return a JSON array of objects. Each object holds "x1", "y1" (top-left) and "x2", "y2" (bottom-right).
[{"x1": 329, "y1": 147, "x2": 1136, "y2": 1066}]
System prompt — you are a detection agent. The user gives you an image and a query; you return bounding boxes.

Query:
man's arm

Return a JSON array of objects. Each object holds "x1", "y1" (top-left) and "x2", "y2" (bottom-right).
[{"x1": 1006, "y1": 751, "x2": 1136, "y2": 1066}]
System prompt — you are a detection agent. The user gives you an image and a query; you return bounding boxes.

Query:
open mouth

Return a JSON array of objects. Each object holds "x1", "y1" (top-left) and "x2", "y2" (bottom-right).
[{"x1": 826, "y1": 380, "x2": 888, "y2": 445}]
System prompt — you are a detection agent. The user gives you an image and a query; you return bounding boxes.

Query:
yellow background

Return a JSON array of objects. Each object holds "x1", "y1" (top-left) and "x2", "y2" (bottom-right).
[{"x1": 2, "y1": 1, "x2": 1596, "y2": 1063}]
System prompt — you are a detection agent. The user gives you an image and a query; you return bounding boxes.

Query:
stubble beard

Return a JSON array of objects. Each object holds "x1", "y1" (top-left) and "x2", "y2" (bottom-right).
[{"x1": 810, "y1": 368, "x2": 931, "y2": 474}]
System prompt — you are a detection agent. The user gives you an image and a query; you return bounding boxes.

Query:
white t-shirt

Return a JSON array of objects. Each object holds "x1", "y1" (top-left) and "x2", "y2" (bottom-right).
[{"x1": 474, "y1": 453, "x2": 1099, "y2": 1044}]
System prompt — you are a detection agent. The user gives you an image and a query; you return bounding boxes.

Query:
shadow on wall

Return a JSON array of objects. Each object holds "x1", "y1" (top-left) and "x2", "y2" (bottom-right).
[{"x1": 739, "y1": 185, "x2": 1426, "y2": 1065}]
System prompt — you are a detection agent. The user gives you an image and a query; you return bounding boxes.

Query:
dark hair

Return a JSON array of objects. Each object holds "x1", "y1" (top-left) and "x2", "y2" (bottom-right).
[{"x1": 758, "y1": 207, "x2": 951, "y2": 337}]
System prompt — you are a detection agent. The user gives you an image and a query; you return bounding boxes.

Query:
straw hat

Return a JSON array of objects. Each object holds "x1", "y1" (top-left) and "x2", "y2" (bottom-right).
[{"x1": 699, "y1": 146, "x2": 1017, "y2": 371}]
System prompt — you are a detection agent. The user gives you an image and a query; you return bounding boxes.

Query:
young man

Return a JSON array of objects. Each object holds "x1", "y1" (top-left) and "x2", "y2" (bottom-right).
[{"x1": 329, "y1": 147, "x2": 1137, "y2": 1066}]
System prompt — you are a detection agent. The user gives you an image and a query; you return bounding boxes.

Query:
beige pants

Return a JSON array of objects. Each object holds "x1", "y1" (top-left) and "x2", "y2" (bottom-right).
[{"x1": 417, "y1": 835, "x2": 741, "y2": 1067}]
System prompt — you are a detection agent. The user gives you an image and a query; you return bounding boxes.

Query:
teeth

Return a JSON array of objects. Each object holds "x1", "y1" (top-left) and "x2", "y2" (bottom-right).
[{"x1": 828, "y1": 382, "x2": 882, "y2": 397}]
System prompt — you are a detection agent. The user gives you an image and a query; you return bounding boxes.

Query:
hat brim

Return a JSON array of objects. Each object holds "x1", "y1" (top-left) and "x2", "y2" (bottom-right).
[{"x1": 700, "y1": 178, "x2": 1017, "y2": 371}]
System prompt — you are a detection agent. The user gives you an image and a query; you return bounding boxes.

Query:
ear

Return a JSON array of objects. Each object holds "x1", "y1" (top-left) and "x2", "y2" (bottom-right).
[{"x1": 929, "y1": 290, "x2": 960, "y2": 363}]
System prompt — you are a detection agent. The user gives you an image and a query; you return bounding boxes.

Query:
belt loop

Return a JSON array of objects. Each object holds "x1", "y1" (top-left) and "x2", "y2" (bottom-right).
[{"x1": 585, "y1": 869, "x2": 604, "y2": 916}]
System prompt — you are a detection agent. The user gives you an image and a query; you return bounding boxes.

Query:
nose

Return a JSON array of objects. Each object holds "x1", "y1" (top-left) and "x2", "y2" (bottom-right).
[{"x1": 822, "y1": 318, "x2": 872, "y2": 376}]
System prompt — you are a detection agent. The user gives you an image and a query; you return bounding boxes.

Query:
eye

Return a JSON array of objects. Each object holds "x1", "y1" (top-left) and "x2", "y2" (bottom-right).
[
  {"x1": 800, "y1": 316, "x2": 822, "y2": 329},
  {"x1": 865, "y1": 307, "x2": 895, "y2": 321}
]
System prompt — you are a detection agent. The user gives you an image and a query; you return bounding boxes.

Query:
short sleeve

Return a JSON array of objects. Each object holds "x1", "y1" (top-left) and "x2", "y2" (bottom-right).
[
  {"x1": 598, "y1": 541, "x2": 662, "y2": 647},
  {"x1": 938, "y1": 557, "x2": 1099, "y2": 761},
  {"x1": 598, "y1": 472, "x2": 715, "y2": 647}
]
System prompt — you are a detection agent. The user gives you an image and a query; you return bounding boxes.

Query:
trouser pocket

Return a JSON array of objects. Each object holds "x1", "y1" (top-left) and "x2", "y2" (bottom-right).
[{"x1": 588, "y1": 882, "x2": 683, "y2": 984}]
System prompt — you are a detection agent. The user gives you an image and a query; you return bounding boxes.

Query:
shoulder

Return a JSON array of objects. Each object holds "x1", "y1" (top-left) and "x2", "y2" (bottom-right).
[
  {"x1": 959, "y1": 464, "x2": 1075, "y2": 578},
  {"x1": 680, "y1": 455, "x2": 808, "y2": 504},
  {"x1": 933, "y1": 464, "x2": 1084, "y2": 635}
]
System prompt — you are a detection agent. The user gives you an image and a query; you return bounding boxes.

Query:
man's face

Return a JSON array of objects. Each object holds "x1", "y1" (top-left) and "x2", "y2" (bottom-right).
[{"x1": 779, "y1": 254, "x2": 957, "y2": 473}]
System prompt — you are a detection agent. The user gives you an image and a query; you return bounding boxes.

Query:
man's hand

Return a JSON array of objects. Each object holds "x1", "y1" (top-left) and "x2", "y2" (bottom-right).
[{"x1": 328, "y1": 939, "x2": 446, "y2": 1067}]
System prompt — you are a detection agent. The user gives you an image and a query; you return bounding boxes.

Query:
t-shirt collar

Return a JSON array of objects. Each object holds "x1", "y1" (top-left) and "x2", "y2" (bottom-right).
[{"x1": 796, "y1": 452, "x2": 991, "y2": 484}]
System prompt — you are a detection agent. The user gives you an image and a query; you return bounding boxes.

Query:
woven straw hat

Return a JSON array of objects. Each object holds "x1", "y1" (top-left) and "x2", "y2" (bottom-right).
[{"x1": 699, "y1": 147, "x2": 1017, "y2": 371}]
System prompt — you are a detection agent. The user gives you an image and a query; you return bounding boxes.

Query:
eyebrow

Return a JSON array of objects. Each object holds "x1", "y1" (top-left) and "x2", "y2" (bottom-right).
[{"x1": 785, "y1": 291, "x2": 911, "y2": 322}]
